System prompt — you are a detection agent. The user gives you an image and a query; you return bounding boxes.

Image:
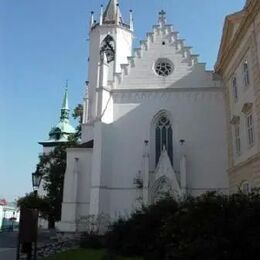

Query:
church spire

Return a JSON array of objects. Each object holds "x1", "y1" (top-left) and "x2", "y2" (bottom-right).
[
  {"x1": 60, "y1": 82, "x2": 70, "y2": 121},
  {"x1": 103, "y1": 0, "x2": 123, "y2": 25}
]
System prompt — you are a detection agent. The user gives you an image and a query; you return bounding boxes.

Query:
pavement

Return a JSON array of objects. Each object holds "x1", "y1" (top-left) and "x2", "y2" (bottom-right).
[
  {"x1": 0, "y1": 231, "x2": 17, "y2": 260},
  {"x1": 0, "y1": 229, "x2": 56, "y2": 260}
]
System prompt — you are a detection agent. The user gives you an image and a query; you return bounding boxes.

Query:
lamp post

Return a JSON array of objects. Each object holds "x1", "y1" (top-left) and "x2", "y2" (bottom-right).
[{"x1": 32, "y1": 172, "x2": 42, "y2": 196}]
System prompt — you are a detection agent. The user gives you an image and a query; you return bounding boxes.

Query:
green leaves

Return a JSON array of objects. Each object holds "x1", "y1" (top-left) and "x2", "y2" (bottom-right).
[{"x1": 106, "y1": 191, "x2": 260, "y2": 260}]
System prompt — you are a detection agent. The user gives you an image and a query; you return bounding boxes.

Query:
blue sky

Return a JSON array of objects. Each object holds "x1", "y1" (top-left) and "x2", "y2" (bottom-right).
[{"x1": 0, "y1": 0, "x2": 244, "y2": 201}]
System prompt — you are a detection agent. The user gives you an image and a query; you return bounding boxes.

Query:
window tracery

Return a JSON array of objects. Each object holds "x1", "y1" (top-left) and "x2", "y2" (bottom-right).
[
  {"x1": 100, "y1": 35, "x2": 115, "y2": 63},
  {"x1": 155, "y1": 115, "x2": 173, "y2": 165},
  {"x1": 155, "y1": 59, "x2": 173, "y2": 77}
]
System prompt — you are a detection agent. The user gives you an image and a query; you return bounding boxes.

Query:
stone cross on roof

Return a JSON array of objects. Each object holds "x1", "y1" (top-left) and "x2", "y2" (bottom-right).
[
  {"x1": 158, "y1": 10, "x2": 166, "y2": 26},
  {"x1": 159, "y1": 10, "x2": 166, "y2": 17}
]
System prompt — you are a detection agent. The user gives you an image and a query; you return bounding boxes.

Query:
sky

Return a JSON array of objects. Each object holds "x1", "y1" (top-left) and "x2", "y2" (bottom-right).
[{"x1": 0, "y1": 0, "x2": 245, "y2": 202}]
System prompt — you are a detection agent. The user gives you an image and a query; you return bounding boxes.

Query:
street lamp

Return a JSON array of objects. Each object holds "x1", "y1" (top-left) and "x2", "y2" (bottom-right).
[{"x1": 32, "y1": 172, "x2": 42, "y2": 196}]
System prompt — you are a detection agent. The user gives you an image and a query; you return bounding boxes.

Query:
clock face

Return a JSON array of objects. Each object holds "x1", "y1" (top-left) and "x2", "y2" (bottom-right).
[{"x1": 100, "y1": 35, "x2": 115, "y2": 63}]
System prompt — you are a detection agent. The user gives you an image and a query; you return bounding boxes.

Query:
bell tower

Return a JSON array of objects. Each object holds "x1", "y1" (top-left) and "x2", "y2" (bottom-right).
[{"x1": 83, "y1": 0, "x2": 134, "y2": 131}]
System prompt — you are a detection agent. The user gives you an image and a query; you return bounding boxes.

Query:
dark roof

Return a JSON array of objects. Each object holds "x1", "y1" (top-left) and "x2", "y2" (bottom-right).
[{"x1": 78, "y1": 140, "x2": 94, "y2": 148}]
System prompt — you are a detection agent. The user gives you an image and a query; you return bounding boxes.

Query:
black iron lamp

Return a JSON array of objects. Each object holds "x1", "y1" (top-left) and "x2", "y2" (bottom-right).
[{"x1": 32, "y1": 172, "x2": 42, "y2": 193}]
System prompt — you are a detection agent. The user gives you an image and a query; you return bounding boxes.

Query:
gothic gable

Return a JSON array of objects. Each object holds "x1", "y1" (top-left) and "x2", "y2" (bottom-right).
[
  {"x1": 112, "y1": 11, "x2": 221, "y2": 90},
  {"x1": 150, "y1": 147, "x2": 182, "y2": 203}
]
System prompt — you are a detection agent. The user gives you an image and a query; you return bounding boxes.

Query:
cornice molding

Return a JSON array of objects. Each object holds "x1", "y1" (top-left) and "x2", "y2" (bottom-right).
[
  {"x1": 112, "y1": 86, "x2": 223, "y2": 94},
  {"x1": 228, "y1": 152, "x2": 260, "y2": 173},
  {"x1": 215, "y1": 1, "x2": 260, "y2": 74}
]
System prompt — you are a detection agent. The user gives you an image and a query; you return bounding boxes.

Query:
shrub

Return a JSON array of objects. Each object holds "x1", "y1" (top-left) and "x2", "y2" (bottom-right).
[{"x1": 105, "y1": 191, "x2": 260, "y2": 260}]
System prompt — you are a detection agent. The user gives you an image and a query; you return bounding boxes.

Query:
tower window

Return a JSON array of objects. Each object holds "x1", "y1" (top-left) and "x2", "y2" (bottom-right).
[
  {"x1": 155, "y1": 115, "x2": 173, "y2": 165},
  {"x1": 100, "y1": 35, "x2": 115, "y2": 63}
]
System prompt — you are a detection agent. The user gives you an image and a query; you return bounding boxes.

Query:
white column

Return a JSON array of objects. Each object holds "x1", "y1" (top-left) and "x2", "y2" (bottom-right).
[
  {"x1": 180, "y1": 156, "x2": 187, "y2": 195},
  {"x1": 143, "y1": 140, "x2": 150, "y2": 204},
  {"x1": 83, "y1": 81, "x2": 89, "y2": 124},
  {"x1": 89, "y1": 122, "x2": 103, "y2": 216},
  {"x1": 97, "y1": 53, "x2": 109, "y2": 118}
]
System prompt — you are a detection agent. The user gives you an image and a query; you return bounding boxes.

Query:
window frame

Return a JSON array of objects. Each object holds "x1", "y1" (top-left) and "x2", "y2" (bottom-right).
[
  {"x1": 155, "y1": 115, "x2": 173, "y2": 165},
  {"x1": 246, "y1": 112, "x2": 255, "y2": 147},
  {"x1": 241, "y1": 181, "x2": 251, "y2": 194},
  {"x1": 243, "y1": 59, "x2": 250, "y2": 88},
  {"x1": 232, "y1": 76, "x2": 238, "y2": 102},
  {"x1": 234, "y1": 123, "x2": 241, "y2": 156}
]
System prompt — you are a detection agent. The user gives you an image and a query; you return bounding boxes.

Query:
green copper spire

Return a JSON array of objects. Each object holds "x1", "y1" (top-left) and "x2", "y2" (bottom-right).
[
  {"x1": 39, "y1": 81, "x2": 76, "y2": 146},
  {"x1": 60, "y1": 82, "x2": 69, "y2": 121}
]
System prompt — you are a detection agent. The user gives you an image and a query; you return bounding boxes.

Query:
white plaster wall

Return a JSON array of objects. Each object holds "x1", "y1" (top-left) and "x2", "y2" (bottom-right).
[
  {"x1": 0, "y1": 206, "x2": 3, "y2": 229},
  {"x1": 120, "y1": 29, "x2": 215, "y2": 89},
  {"x1": 60, "y1": 148, "x2": 92, "y2": 230},
  {"x1": 98, "y1": 88, "x2": 228, "y2": 217},
  {"x1": 86, "y1": 25, "x2": 133, "y2": 123}
]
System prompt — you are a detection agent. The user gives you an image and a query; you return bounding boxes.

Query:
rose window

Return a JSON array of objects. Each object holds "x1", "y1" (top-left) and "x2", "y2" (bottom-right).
[{"x1": 155, "y1": 59, "x2": 173, "y2": 77}]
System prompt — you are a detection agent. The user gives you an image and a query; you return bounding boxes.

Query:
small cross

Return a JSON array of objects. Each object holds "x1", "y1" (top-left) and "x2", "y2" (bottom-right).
[{"x1": 159, "y1": 10, "x2": 166, "y2": 16}]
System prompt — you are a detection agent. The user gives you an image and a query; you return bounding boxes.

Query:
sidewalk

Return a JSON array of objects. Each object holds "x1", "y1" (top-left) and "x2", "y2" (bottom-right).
[{"x1": 0, "y1": 248, "x2": 16, "y2": 260}]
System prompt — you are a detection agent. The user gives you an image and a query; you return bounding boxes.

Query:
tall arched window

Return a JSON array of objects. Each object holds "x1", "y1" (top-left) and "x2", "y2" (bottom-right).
[
  {"x1": 155, "y1": 115, "x2": 173, "y2": 165},
  {"x1": 100, "y1": 35, "x2": 115, "y2": 63}
]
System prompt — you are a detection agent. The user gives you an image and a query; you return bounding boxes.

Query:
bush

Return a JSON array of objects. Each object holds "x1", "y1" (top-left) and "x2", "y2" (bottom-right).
[
  {"x1": 105, "y1": 191, "x2": 260, "y2": 260},
  {"x1": 80, "y1": 233, "x2": 105, "y2": 249}
]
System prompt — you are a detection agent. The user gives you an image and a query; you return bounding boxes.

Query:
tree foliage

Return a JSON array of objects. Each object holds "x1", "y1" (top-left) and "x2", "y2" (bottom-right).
[
  {"x1": 37, "y1": 143, "x2": 72, "y2": 227},
  {"x1": 17, "y1": 192, "x2": 49, "y2": 219},
  {"x1": 105, "y1": 191, "x2": 260, "y2": 260},
  {"x1": 18, "y1": 106, "x2": 82, "y2": 228}
]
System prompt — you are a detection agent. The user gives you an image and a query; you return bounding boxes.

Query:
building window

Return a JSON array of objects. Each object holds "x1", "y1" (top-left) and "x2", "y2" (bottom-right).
[
  {"x1": 155, "y1": 115, "x2": 173, "y2": 165},
  {"x1": 155, "y1": 58, "x2": 174, "y2": 77},
  {"x1": 100, "y1": 35, "x2": 115, "y2": 63},
  {"x1": 246, "y1": 113, "x2": 255, "y2": 147},
  {"x1": 234, "y1": 124, "x2": 241, "y2": 155},
  {"x1": 232, "y1": 77, "x2": 238, "y2": 102},
  {"x1": 241, "y1": 181, "x2": 250, "y2": 194},
  {"x1": 243, "y1": 60, "x2": 250, "y2": 87}
]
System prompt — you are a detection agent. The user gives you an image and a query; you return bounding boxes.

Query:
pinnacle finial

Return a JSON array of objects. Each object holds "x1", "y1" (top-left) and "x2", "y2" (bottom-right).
[
  {"x1": 158, "y1": 10, "x2": 166, "y2": 26},
  {"x1": 65, "y1": 79, "x2": 69, "y2": 90},
  {"x1": 61, "y1": 82, "x2": 69, "y2": 117},
  {"x1": 129, "y1": 9, "x2": 134, "y2": 31},
  {"x1": 100, "y1": 5, "x2": 104, "y2": 25}
]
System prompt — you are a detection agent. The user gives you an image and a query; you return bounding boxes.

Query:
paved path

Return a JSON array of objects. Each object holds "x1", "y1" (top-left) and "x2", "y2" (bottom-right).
[
  {"x1": 0, "y1": 232, "x2": 17, "y2": 259},
  {"x1": 0, "y1": 248, "x2": 16, "y2": 260},
  {"x1": 0, "y1": 229, "x2": 57, "y2": 259}
]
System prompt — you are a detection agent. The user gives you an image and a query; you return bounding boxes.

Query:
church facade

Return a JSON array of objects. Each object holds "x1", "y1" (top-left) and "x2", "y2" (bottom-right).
[{"x1": 58, "y1": 0, "x2": 228, "y2": 232}]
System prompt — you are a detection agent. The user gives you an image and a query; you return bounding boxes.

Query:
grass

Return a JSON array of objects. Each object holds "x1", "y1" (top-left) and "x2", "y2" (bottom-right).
[{"x1": 45, "y1": 248, "x2": 143, "y2": 260}]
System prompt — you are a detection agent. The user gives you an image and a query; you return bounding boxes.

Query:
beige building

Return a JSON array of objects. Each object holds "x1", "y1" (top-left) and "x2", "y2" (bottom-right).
[{"x1": 215, "y1": 0, "x2": 260, "y2": 193}]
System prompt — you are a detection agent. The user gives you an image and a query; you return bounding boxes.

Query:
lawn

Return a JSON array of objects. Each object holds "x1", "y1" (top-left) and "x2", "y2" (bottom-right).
[{"x1": 45, "y1": 248, "x2": 143, "y2": 260}]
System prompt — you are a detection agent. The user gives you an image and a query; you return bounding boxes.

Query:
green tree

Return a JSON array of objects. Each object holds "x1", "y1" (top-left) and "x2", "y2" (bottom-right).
[
  {"x1": 17, "y1": 192, "x2": 49, "y2": 219},
  {"x1": 37, "y1": 143, "x2": 71, "y2": 228},
  {"x1": 19, "y1": 106, "x2": 82, "y2": 228}
]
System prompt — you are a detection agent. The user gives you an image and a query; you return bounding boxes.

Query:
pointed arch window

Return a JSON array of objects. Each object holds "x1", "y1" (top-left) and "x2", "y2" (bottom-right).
[
  {"x1": 100, "y1": 35, "x2": 115, "y2": 63},
  {"x1": 155, "y1": 115, "x2": 173, "y2": 165}
]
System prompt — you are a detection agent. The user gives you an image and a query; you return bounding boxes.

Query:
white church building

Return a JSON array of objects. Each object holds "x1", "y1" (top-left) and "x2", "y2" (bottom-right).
[{"x1": 58, "y1": 0, "x2": 228, "y2": 232}]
